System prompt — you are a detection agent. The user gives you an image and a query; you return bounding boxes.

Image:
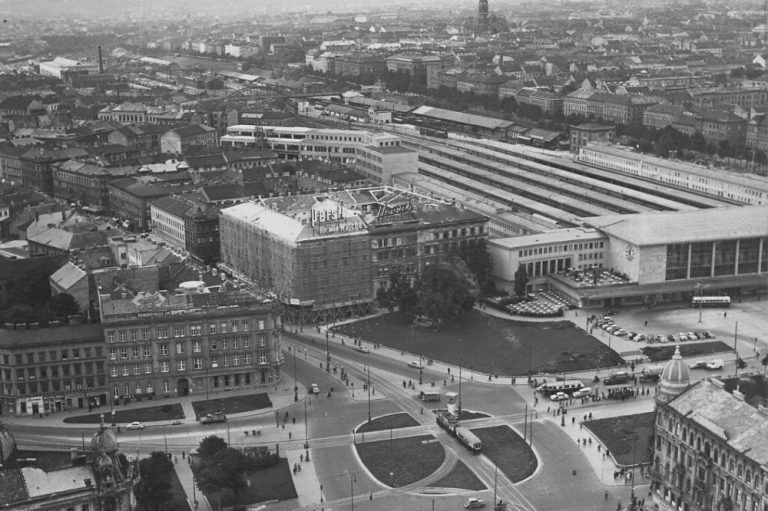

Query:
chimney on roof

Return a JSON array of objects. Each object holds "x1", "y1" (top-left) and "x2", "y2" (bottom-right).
[{"x1": 98, "y1": 46, "x2": 104, "y2": 74}]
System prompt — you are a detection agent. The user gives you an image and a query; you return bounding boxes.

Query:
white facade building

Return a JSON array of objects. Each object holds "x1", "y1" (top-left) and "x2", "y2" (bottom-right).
[{"x1": 578, "y1": 143, "x2": 768, "y2": 206}]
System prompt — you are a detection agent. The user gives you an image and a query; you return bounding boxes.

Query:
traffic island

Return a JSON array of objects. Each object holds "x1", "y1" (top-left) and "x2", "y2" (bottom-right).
[
  {"x1": 355, "y1": 412, "x2": 419, "y2": 433},
  {"x1": 427, "y1": 459, "x2": 487, "y2": 491},
  {"x1": 191, "y1": 392, "x2": 272, "y2": 417},
  {"x1": 355, "y1": 434, "x2": 446, "y2": 487},
  {"x1": 63, "y1": 403, "x2": 184, "y2": 424},
  {"x1": 641, "y1": 341, "x2": 733, "y2": 362},
  {"x1": 472, "y1": 426, "x2": 538, "y2": 483},
  {"x1": 583, "y1": 412, "x2": 654, "y2": 466}
]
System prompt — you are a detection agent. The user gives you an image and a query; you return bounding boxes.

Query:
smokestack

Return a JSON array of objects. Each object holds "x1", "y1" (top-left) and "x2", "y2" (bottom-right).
[{"x1": 98, "y1": 45, "x2": 103, "y2": 73}]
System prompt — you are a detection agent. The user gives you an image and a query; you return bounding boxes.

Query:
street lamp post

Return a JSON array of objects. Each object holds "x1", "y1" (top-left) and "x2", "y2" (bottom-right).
[
  {"x1": 366, "y1": 365, "x2": 371, "y2": 423},
  {"x1": 419, "y1": 354, "x2": 423, "y2": 385},
  {"x1": 293, "y1": 349, "x2": 298, "y2": 402},
  {"x1": 458, "y1": 359, "x2": 463, "y2": 416},
  {"x1": 695, "y1": 283, "x2": 709, "y2": 323},
  {"x1": 325, "y1": 334, "x2": 330, "y2": 373}
]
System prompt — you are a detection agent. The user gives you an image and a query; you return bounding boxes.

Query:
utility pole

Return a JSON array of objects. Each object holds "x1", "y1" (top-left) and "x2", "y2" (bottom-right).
[
  {"x1": 458, "y1": 359, "x2": 463, "y2": 415},
  {"x1": 293, "y1": 349, "x2": 298, "y2": 402},
  {"x1": 367, "y1": 365, "x2": 371, "y2": 423}
]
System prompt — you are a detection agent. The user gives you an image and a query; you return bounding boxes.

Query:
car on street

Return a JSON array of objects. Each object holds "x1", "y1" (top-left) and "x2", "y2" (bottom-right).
[
  {"x1": 465, "y1": 498, "x2": 486, "y2": 509},
  {"x1": 706, "y1": 359, "x2": 724, "y2": 370},
  {"x1": 126, "y1": 422, "x2": 144, "y2": 430},
  {"x1": 407, "y1": 361, "x2": 423, "y2": 369},
  {"x1": 200, "y1": 412, "x2": 227, "y2": 424},
  {"x1": 689, "y1": 360, "x2": 708, "y2": 369},
  {"x1": 550, "y1": 392, "x2": 569, "y2": 401},
  {"x1": 310, "y1": 383, "x2": 320, "y2": 394},
  {"x1": 355, "y1": 345, "x2": 370, "y2": 353},
  {"x1": 573, "y1": 387, "x2": 592, "y2": 398}
]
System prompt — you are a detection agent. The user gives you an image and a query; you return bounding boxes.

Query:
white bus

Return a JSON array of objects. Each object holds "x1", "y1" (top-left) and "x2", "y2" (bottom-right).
[
  {"x1": 691, "y1": 296, "x2": 730, "y2": 308},
  {"x1": 537, "y1": 380, "x2": 584, "y2": 396}
]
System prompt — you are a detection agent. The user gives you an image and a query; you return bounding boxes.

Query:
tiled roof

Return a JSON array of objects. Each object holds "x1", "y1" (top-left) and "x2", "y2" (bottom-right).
[
  {"x1": 50, "y1": 261, "x2": 87, "y2": 290},
  {"x1": 21, "y1": 466, "x2": 93, "y2": 497}
]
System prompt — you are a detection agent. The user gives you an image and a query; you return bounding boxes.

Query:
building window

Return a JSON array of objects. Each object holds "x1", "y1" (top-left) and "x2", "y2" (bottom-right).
[
  {"x1": 194, "y1": 358, "x2": 202, "y2": 369},
  {"x1": 122, "y1": 366, "x2": 129, "y2": 376},
  {"x1": 160, "y1": 361, "x2": 169, "y2": 373},
  {"x1": 220, "y1": 322, "x2": 228, "y2": 334},
  {"x1": 193, "y1": 341, "x2": 201, "y2": 353},
  {"x1": 244, "y1": 353, "x2": 252, "y2": 364},
  {"x1": 174, "y1": 327, "x2": 184, "y2": 337},
  {"x1": 120, "y1": 348, "x2": 128, "y2": 360},
  {"x1": 231, "y1": 320, "x2": 238, "y2": 333},
  {"x1": 258, "y1": 320, "x2": 265, "y2": 330},
  {"x1": 110, "y1": 366, "x2": 118, "y2": 377},
  {"x1": 132, "y1": 346, "x2": 140, "y2": 358},
  {"x1": 107, "y1": 331, "x2": 115, "y2": 343},
  {"x1": 109, "y1": 348, "x2": 117, "y2": 361},
  {"x1": 159, "y1": 344, "x2": 168, "y2": 356},
  {"x1": 176, "y1": 360, "x2": 186, "y2": 371},
  {"x1": 209, "y1": 323, "x2": 217, "y2": 335},
  {"x1": 162, "y1": 380, "x2": 170, "y2": 393},
  {"x1": 175, "y1": 342, "x2": 184, "y2": 355},
  {"x1": 143, "y1": 345, "x2": 151, "y2": 358},
  {"x1": 243, "y1": 338, "x2": 250, "y2": 348},
  {"x1": 233, "y1": 355, "x2": 240, "y2": 366},
  {"x1": 119, "y1": 331, "x2": 126, "y2": 342},
  {"x1": 259, "y1": 354, "x2": 267, "y2": 365},
  {"x1": 144, "y1": 363, "x2": 151, "y2": 374},
  {"x1": 133, "y1": 365, "x2": 140, "y2": 375},
  {"x1": 233, "y1": 339, "x2": 239, "y2": 349},
  {"x1": 222, "y1": 339, "x2": 228, "y2": 350},
  {"x1": 142, "y1": 328, "x2": 150, "y2": 340},
  {"x1": 191, "y1": 325, "x2": 202, "y2": 336},
  {"x1": 131, "y1": 330, "x2": 138, "y2": 341},
  {"x1": 241, "y1": 320, "x2": 249, "y2": 332},
  {"x1": 211, "y1": 356, "x2": 219, "y2": 368}
]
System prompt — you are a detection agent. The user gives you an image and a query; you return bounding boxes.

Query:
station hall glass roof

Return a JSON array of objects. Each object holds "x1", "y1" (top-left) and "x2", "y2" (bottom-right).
[{"x1": 583, "y1": 205, "x2": 768, "y2": 246}]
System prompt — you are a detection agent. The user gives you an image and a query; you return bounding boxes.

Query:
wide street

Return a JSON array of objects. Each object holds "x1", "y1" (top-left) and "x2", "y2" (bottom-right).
[{"x1": 5, "y1": 296, "x2": 766, "y2": 511}]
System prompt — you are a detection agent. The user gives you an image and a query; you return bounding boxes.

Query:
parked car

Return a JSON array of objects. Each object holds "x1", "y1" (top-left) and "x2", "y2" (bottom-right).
[
  {"x1": 465, "y1": 498, "x2": 486, "y2": 509},
  {"x1": 550, "y1": 392, "x2": 569, "y2": 401},
  {"x1": 407, "y1": 361, "x2": 424, "y2": 369},
  {"x1": 200, "y1": 412, "x2": 227, "y2": 424},
  {"x1": 355, "y1": 345, "x2": 370, "y2": 353},
  {"x1": 703, "y1": 331, "x2": 715, "y2": 339},
  {"x1": 706, "y1": 359, "x2": 724, "y2": 370},
  {"x1": 686, "y1": 331, "x2": 696, "y2": 339},
  {"x1": 310, "y1": 383, "x2": 320, "y2": 394},
  {"x1": 677, "y1": 333, "x2": 689, "y2": 341},
  {"x1": 639, "y1": 372, "x2": 661, "y2": 383},
  {"x1": 689, "y1": 360, "x2": 708, "y2": 369},
  {"x1": 614, "y1": 329, "x2": 628, "y2": 337},
  {"x1": 573, "y1": 387, "x2": 592, "y2": 398},
  {"x1": 126, "y1": 422, "x2": 144, "y2": 430}
]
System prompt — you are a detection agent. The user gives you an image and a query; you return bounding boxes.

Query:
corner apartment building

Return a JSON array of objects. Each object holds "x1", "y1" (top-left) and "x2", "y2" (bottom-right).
[
  {"x1": 586, "y1": 93, "x2": 659, "y2": 125},
  {"x1": 385, "y1": 54, "x2": 443, "y2": 83},
  {"x1": 650, "y1": 377, "x2": 768, "y2": 511},
  {"x1": 746, "y1": 115, "x2": 768, "y2": 153},
  {"x1": 150, "y1": 194, "x2": 221, "y2": 264},
  {"x1": 219, "y1": 196, "x2": 373, "y2": 323},
  {"x1": 0, "y1": 323, "x2": 108, "y2": 416},
  {"x1": 53, "y1": 161, "x2": 138, "y2": 213},
  {"x1": 99, "y1": 285, "x2": 281, "y2": 404}
]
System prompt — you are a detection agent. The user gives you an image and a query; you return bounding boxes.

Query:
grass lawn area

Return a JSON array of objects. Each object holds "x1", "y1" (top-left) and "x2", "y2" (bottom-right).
[
  {"x1": 332, "y1": 310, "x2": 623, "y2": 375},
  {"x1": 63, "y1": 403, "x2": 184, "y2": 424},
  {"x1": 357, "y1": 412, "x2": 418, "y2": 433},
  {"x1": 168, "y1": 465, "x2": 192, "y2": 511},
  {"x1": 473, "y1": 426, "x2": 537, "y2": 483},
  {"x1": 191, "y1": 393, "x2": 272, "y2": 418},
  {"x1": 203, "y1": 457, "x2": 297, "y2": 508},
  {"x1": 584, "y1": 412, "x2": 655, "y2": 467},
  {"x1": 428, "y1": 460, "x2": 486, "y2": 491},
  {"x1": 356, "y1": 435, "x2": 445, "y2": 487},
  {"x1": 641, "y1": 341, "x2": 732, "y2": 362},
  {"x1": 458, "y1": 411, "x2": 489, "y2": 420}
]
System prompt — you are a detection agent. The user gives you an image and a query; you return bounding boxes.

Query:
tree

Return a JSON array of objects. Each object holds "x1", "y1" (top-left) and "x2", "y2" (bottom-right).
[
  {"x1": 761, "y1": 353, "x2": 768, "y2": 375},
  {"x1": 198, "y1": 435, "x2": 228, "y2": 460},
  {"x1": 49, "y1": 293, "x2": 79, "y2": 318},
  {"x1": 195, "y1": 448, "x2": 260, "y2": 507},
  {"x1": 414, "y1": 265, "x2": 475, "y2": 326},
  {"x1": 134, "y1": 452, "x2": 174, "y2": 511},
  {"x1": 514, "y1": 264, "x2": 528, "y2": 296},
  {"x1": 454, "y1": 239, "x2": 493, "y2": 295}
]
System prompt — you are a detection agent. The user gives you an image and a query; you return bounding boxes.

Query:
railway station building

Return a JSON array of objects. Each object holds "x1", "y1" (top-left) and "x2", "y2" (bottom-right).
[{"x1": 490, "y1": 206, "x2": 768, "y2": 307}]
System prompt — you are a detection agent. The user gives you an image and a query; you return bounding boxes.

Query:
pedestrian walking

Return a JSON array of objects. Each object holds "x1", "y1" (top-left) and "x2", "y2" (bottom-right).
[
  {"x1": 289, "y1": 432, "x2": 292, "y2": 439},
  {"x1": 300, "y1": 453, "x2": 304, "y2": 462},
  {"x1": 604, "y1": 490, "x2": 608, "y2": 500}
]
